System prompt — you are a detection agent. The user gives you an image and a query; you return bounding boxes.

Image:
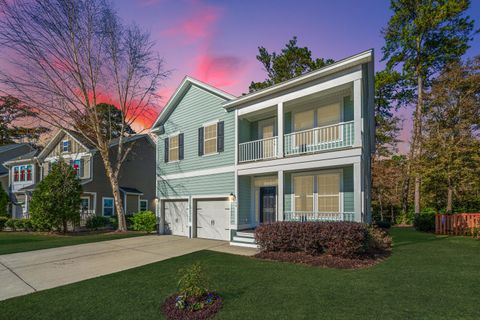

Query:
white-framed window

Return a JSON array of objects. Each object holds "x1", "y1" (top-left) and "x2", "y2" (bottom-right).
[
  {"x1": 293, "y1": 171, "x2": 342, "y2": 213},
  {"x1": 13, "y1": 165, "x2": 33, "y2": 182},
  {"x1": 139, "y1": 199, "x2": 148, "y2": 211},
  {"x1": 62, "y1": 140, "x2": 71, "y2": 153},
  {"x1": 203, "y1": 123, "x2": 217, "y2": 155},
  {"x1": 80, "y1": 197, "x2": 90, "y2": 212},
  {"x1": 102, "y1": 197, "x2": 114, "y2": 216},
  {"x1": 169, "y1": 134, "x2": 179, "y2": 162},
  {"x1": 71, "y1": 159, "x2": 82, "y2": 177}
]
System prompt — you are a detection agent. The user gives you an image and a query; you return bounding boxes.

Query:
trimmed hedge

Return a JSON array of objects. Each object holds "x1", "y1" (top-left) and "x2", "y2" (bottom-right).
[{"x1": 255, "y1": 221, "x2": 390, "y2": 258}]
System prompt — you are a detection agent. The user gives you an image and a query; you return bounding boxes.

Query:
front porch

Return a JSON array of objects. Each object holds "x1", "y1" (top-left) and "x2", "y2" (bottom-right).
[{"x1": 232, "y1": 164, "x2": 359, "y2": 230}]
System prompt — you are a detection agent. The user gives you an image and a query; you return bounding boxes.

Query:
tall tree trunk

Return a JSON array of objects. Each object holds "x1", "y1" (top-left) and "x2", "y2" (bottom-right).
[
  {"x1": 446, "y1": 185, "x2": 453, "y2": 214},
  {"x1": 413, "y1": 40, "x2": 424, "y2": 216},
  {"x1": 100, "y1": 148, "x2": 127, "y2": 232}
]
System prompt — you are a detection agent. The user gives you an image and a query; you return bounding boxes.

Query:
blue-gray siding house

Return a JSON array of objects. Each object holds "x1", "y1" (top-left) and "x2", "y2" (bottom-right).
[{"x1": 152, "y1": 50, "x2": 375, "y2": 246}]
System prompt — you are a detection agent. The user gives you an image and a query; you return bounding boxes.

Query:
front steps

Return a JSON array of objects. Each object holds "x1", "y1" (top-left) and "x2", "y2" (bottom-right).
[{"x1": 230, "y1": 230, "x2": 258, "y2": 248}]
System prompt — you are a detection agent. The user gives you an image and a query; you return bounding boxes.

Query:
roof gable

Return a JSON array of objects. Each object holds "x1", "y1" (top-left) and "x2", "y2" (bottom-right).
[
  {"x1": 38, "y1": 129, "x2": 92, "y2": 160},
  {"x1": 151, "y1": 77, "x2": 236, "y2": 129}
]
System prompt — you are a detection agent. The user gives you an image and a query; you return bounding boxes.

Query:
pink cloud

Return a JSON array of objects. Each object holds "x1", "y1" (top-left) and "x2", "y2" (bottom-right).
[
  {"x1": 161, "y1": 6, "x2": 221, "y2": 43},
  {"x1": 193, "y1": 54, "x2": 244, "y2": 89}
]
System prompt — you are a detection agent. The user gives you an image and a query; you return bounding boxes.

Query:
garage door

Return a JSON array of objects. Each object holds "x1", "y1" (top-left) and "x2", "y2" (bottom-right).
[
  {"x1": 196, "y1": 199, "x2": 230, "y2": 241},
  {"x1": 164, "y1": 200, "x2": 189, "y2": 237}
]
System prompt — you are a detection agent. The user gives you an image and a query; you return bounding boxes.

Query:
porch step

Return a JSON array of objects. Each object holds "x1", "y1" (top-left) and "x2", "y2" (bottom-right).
[
  {"x1": 230, "y1": 229, "x2": 258, "y2": 248},
  {"x1": 232, "y1": 236, "x2": 255, "y2": 243},
  {"x1": 235, "y1": 231, "x2": 255, "y2": 238}
]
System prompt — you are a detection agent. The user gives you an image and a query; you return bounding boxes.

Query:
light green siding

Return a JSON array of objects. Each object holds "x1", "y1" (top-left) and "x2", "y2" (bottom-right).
[
  {"x1": 238, "y1": 176, "x2": 252, "y2": 225},
  {"x1": 157, "y1": 172, "x2": 234, "y2": 198},
  {"x1": 157, "y1": 85, "x2": 234, "y2": 176},
  {"x1": 238, "y1": 118, "x2": 251, "y2": 144}
]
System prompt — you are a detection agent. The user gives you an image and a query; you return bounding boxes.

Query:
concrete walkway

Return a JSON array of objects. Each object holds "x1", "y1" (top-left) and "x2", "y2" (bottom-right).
[{"x1": 0, "y1": 235, "x2": 257, "y2": 301}]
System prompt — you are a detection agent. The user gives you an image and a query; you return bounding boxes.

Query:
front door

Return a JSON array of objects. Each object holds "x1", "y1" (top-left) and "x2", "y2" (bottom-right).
[{"x1": 260, "y1": 186, "x2": 276, "y2": 224}]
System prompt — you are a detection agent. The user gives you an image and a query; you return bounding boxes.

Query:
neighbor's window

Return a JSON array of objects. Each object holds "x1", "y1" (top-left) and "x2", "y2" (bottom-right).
[
  {"x1": 13, "y1": 165, "x2": 32, "y2": 182},
  {"x1": 317, "y1": 173, "x2": 340, "y2": 213},
  {"x1": 103, "y1": 198, "x2": 114, "y2": 216},
  {"x1": 294, "y1": 175, "x2": 314, "y2": 212},
  {"x1": 169, "y1": 135, "x2": 179, "y2": 161},
  {"x1": 71, "y1": 159, "x2": 81, "y2": 177},
  {"x1": 62, "y1": 140, "x2": 71, "y2": 152},
  {"x1": 203, "y1": 123, "x2": 217, "y2": 155},
  {"x1": 140, "y1": 200, "x2": 148, "y2": 211},
  {"x1": 13, "y1": 167, "x2": 19, "y2": 182}
]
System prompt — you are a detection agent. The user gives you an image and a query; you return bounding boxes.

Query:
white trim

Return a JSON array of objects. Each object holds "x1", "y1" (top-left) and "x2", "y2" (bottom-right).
[
  {"x1": 83, "y1": 192, "x2": 97, "y2": 214},
  {"x1": 102, "y1": 197, "x2": 115, "y2": 217},
  {"x1": 202, "y1": 119, "x2": 219, "y2": 127},
  {"x1": 159, "y1": 165, "x2": 235, "y2": 181},
  {"x1": 237, "y1": 70, "x2": 362, "y2": 117},
  {"x1": 236, "y1": 149, "x2": 361, "y2": 176},
  {"x1": 202, "y1": 121, "x2": 218, "y2": 156},
  {"x1": 224, "y1": 49, "x2": 372, "y2": 109},
  {"x1": 80, "y1": 196, "x2": 91, "y2": 211},
  {"x1": 151, "y1": 77, "x2": 235, "y2": 129},
  {"x1": 353, "y1": 79, "x2": 362, "y2": 147},
  {"x1": 277, "y1": 102, "x2": 284, "y2": 158},
  {"x1": 44, "y1": 152, "x2": 90, "y2": 162}
]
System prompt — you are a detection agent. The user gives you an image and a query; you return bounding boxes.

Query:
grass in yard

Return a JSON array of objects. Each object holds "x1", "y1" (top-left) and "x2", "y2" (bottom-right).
[
  {"x1": 0, "y1": 231, "x2": 145, "y2": 255},
  {"x1": 1, "y1": 228, "x2": 479, "y2": 319}
]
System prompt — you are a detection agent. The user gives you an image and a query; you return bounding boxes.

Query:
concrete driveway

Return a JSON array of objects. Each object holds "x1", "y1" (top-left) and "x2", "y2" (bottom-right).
[{"x1": 0, "y1": 235, "x2": 256, "y2": 301}]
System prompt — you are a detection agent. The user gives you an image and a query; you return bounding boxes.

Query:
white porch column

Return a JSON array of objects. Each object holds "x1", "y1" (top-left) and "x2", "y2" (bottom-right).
[
  {"x1": 353, "y1": 162, "x2": 362, "y2": 222},
  {"x1": 277, "y1": 102, "x2": 284, "y2": 158},
  {"x1": 353, "y1": 79, "x2": 362, "y2": 147},
  {"x1": 277, "y1": 170, "x2": 284, "y2": 221},
  {"x1": 234, "y1": 109, "x2": 239, "y2": 165}
]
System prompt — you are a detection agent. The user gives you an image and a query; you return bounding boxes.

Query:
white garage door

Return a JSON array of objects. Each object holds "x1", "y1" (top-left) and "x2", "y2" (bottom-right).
[
  {"x1": 164, "y1": 200, "x2": 189, "y2": 237},
  {"x1": 196, "y1": 199, "x2": 230, "y2": 241}
]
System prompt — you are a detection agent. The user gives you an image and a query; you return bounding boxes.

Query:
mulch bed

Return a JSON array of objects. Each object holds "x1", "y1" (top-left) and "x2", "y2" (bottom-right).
[
  {"x1": 255, "y1": 251, "x2": 390, "y2": 269},
  {"x1": 161, "y1": 292, "x2": 223, "y2": 320}
]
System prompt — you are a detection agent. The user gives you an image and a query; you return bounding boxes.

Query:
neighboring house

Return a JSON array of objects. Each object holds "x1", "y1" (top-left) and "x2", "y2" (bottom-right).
[
  {"x1": 153, "y1": 50, "x2": 374, "y2": 246},
  {"x1": 0, "y1": 144, "x2": 39, "y2": 217},
  {"x1": 5, "y1": 129, "x2": 156, "y2": 219}
]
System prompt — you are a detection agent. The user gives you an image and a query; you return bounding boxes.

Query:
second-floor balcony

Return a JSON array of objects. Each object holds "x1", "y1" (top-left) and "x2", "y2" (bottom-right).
[{"x1": 238, "y1": 121, "x2": 354, "y2": 163}]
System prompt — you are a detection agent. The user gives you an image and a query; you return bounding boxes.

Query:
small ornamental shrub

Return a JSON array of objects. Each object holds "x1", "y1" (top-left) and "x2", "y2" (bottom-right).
[
  {"x1": 0, "y1": 184, "x2": 8, "y2": 217},
  {"x1": 414, "y1": 213, "x2": 436, "y2": 233},
  {"x1": 85, "y1": 216, "x2": 110, "y2": 230},
  {"x1": 131, "y1": 211, "x2": 156, "y2": 233},
  {"x1": 23, "y1": 219, "x2": 34, "y2": 231},
  {"x1": 13, "y1": 219, "x2": 25, "y2": 230},
  {"x1": 374, "y1": 220, "x2": 392, "y2": 229},
  {"x1": 178, "y1": 263, "x2": 210, "y2": 299},
  {"x1": 255, "y1": 221, "x2": 390, "y2": 258},
  {"x1": 0, "y1": 216, "x2": 8, "y2": 230},
  {"x1": 5, "y1": 218, "x2": 16, "y2": 230}
]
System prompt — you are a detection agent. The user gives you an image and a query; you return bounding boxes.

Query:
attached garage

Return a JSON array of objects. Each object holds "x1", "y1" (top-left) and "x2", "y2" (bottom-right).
[
  {"x1": 195, "y1": 198, "x2": 230, "y2": 241},
  {"x1": 164, "y1": 200, "x2": 189, "y2": 237}
]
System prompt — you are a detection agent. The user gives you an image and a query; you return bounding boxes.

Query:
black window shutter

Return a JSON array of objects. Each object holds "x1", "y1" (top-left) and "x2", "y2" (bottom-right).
[
  {"x1": 164, "y1": 138, "x2": 169, "y2": 163},
  {"x1": 217, "y1": 121, "x2": 224, "y2": 152},
  {"x1": 179, "y1": 133, "x2": 184, "y2": 160},
  {"x1": 198, "y1": 127, "x2": 204, "y2": 156}
]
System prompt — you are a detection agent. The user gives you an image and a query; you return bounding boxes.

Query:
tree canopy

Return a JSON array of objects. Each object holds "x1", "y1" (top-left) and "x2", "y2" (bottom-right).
[{"x1": 249, "y1": 36, "x2": 334, "y2": 92}]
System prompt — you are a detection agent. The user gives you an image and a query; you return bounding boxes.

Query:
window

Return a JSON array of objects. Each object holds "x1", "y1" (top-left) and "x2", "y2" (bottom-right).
[
  {"x1": 169, "y1": 135, "x2": 179, "y2": 162},
  {"x1": 317, "y1": 103, "x2": 341, "y2": 126},
  {"x1": 140, "y1": 200, "x2": 148, "y2": 211},
  {"x1": 62, "y1": 140, "x2": 71, "y2": 152},
  {"x1": 71, "y1": 159, "x2": 81, "y2": 177},
  {"x1": 13, "y1": 165, "x2": 33, "y2": 182},
  {"x1": 317, "y1": 174, "x2": 340, "y2": 212},
  {"x1": 103, "y1": 198, "x2": 114, "y2": 216},
  {"x1": 294, "y1": 175, "x2": 314, "y2": 212},
  {"x1": 293, "y1": 110, "x2": 314, "y2": 131},
  {"x1": 203, "y1": 123, "x2": 217, "y2": 155},
  {"x1": 80, "y1": 198, "x2": 90, "y2": 212}
]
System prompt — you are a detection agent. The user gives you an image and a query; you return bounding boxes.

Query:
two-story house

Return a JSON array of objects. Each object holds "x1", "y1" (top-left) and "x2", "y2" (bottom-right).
[
  {"x1": 6, "y1": 129, "x2": 156, "y2": 220},
  {"x1": 153, "y1": 50, "x2": 374, "y2": 246}
]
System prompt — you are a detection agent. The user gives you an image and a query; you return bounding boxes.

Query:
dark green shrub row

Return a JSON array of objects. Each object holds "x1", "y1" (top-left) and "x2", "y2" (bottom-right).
[
  {"x1": 0, "y1": 216, "x2": 8, "y2": 230},
  {"x1": 255, "y1": 222, "x2": 391, "y2": 258},
  {"x1": 85, "y1": 216, "x2": 111, "y2": 230},
  {"x1": 414, "y1": 213, "x2": 436, "y2": 232},
  {"x1": 1, "y1": 218, "x2": 34, "y2": 231}
]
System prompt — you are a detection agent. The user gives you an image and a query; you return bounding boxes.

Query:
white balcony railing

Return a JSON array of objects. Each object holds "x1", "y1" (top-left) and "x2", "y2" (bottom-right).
[
  {"x1": 284, "y1": 121, "x2": 354, "y2": 156},
  {"x1": 239, "y1": 136, "x2": 278, "y2": 163},
  {"x1": 284, "y1": 211, "x2": 355, "y2": 222}
]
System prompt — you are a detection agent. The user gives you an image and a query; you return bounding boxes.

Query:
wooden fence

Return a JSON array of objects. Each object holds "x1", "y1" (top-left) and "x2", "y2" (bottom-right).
[{"x1": 435, "y1": 213, "x2": 480, "y2": 237}]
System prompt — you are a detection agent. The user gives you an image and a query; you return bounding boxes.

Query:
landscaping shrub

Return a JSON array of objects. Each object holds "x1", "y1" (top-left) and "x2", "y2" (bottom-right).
[
  {"x1": 255, "y1": 221, "x2": 390, "y2": 258},
  {"x1": 131, "y1": 211, "x2": 156, "y2": 233},
  {"x1": 85, "y1": 216, "x2": 111, "y2": 230},
  {"x1": 414, "y1": 213, "x2": 436, "y2": 232},
  {"x1": 109, "y1": 214, "x2": 134, "y2": 230},
  {"x1": 0, "y1": 184, "x2": 8, "y2": 217},
  {"x1": 0, "y1": 216, "x2": 8, "y2": 230},
  {"x1": 5, "y1": 218, "x2": 16, "y2": 230},
  {"x1": 13, "y1": 219, "x2": 25, "y2": 230},
  {"x1": 23, "y1": 219, "x2": 34, "y2": 231},
  {"x1": 374, "y1": 220, "x2": 392, "y2": 229},
  {"x1": 367, "y1": 225, "x2": 392, "y2": 252}
]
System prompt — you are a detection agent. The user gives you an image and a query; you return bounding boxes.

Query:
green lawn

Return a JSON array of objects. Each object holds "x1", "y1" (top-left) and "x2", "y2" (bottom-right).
[
  {"x1": 0, "y1": 231, "x2": 144, "y2": 255},
  {"x1": 1, "y1": 228, "x2": 479, "y2": 319}
]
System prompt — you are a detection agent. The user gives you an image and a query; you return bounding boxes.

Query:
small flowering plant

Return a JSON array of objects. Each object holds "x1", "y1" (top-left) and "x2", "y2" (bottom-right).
[{"x1": 162, "y1": 263, "x2": 223, "y2": 319}]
